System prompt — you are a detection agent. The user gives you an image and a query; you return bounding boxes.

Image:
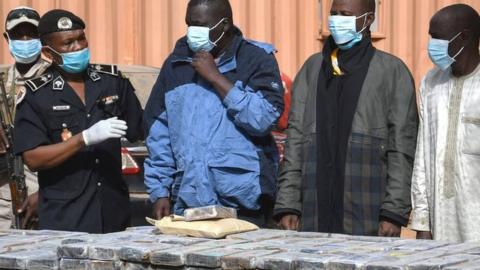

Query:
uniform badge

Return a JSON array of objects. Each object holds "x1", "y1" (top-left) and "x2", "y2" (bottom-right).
[
  {"x1": 61, "y1": 123, "x2": 72, "y2": 141},
  {"x1": 15, "y1": 86, "x2": 26, "y2": 105},
  {"x1": 101, "y1": 95, "x2": 119, "y2": 105},
  {"x1": 89, "y1": 71, "x2": 101, "y2": 82},
  {"x1": 53, "y1": 76, "x2": 65, "y2": 91},
  {"x1": 58, "y1": 17, "x2": 73, "y2": 30},
  {"x1": 52, "y1": 105, "x2": 71, "y2": 111},
  {"x1": 40, "y1": 75, "x2": 50, "y2": 82}
]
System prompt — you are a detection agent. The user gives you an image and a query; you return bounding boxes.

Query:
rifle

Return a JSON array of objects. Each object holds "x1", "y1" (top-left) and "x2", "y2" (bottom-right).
[{"x1": 0, "y1": 72, "x2": 27, "y2": 229}]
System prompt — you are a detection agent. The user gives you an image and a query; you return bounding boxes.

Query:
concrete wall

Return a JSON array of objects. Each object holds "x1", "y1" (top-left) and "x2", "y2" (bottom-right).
[{"x1": 0, "y1": 0, "x2": 479, "y2": 85}]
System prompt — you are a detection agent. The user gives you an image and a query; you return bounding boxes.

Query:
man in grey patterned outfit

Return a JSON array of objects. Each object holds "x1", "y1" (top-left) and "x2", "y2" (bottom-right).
[{"x1": 274, "y1": 0, "x2": 418, "y2": 236}]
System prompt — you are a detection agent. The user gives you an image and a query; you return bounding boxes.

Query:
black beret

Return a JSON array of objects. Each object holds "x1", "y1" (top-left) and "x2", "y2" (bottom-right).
[{"x1": 38, "y1": 9, "x2": 85, "y2": 36}]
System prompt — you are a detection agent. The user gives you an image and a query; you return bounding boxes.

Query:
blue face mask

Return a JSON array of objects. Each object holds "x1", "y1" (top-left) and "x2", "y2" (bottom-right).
[
  {"x1": 428, "y1": 32, "x2": 464, "y2": 71},
  {"x1": 8, "y1": 38, "x2": 42, "y2": 64},
  {"x1": 328, "y1": 13, "x2": 371, "y2": 50},
  {"x1": 49, "y1": 47, "x2": 91, "y2": 74},
  {"x1": 187, "y1": 18, "x2": 226, "y2": 52}
]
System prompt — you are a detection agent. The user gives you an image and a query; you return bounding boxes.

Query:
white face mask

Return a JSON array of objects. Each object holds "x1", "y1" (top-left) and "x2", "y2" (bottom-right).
[{"x1": 186, "y1": 18, "x2": 226, "y2": 52}]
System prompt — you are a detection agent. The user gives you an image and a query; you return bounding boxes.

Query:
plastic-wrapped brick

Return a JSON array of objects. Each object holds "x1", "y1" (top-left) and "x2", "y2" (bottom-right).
[
  {"x1": 183, "y1": 206, "x2": 237, "y2": 221},
  {"x1": 226, "y1": 229, "x2": 291, "y2": 241},
  {"x1": 0, "y1": 247, "x2": 58, "y2": 269},
  {"x1": 149, "y1": 245, "x2": 213, "y2": 267},
  {"x1": 185, "y1": 248, "x2": 242, "y2": 268},
  {"x1": 364, "y1": 249, "x2": 455, "y2": 270},
  {"x1": 59, "y1": 258, "x2": 89, "y2": 270},
  {"x1": 118, "y1": 242, "x2": 180, "y2": 263},
  {"x1": 260, "y1": 251, "x2": 340, "y2": 270},
  {"x1": 406, "y1": 254, "x2": 480, "y2": 270},
  {"x1": 444, "y1": 259, "x2": 480, "y2": 270},
  {"x1": 58, "y1": 242, "x2": 90, "y2": 259},
  {"x1": 390, "y1": 239, "x2": 451, "y2": 251},
  {"x1": 153, "y1": 235, "x2": 208, "y2": 246},
  {"x1": 220, "y1": 249, "x2": 280, "y2": 269},
  {"x1": 87, "y1": 260, "x2": 121, "y2": 270}
]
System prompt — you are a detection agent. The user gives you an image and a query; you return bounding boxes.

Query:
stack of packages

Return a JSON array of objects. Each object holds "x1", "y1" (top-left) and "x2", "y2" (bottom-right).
[
  {"x1": 56, "y1": 226, "x2": 253, "y2": 269},
  {"x1": 55, "y1": 228, "x2": 480, "y2": 270},
  {"x1": 0, "y1": 230, "x2": 87, "y2": 269},
  {"x1": 2, "y1": 207, "x2": 480, "y2": 269}
]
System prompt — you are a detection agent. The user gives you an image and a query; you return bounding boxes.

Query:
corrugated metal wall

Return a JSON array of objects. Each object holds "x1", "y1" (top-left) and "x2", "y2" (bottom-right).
[{"x1": 0, "y1": 0, "x2": 479, "y2": 85}]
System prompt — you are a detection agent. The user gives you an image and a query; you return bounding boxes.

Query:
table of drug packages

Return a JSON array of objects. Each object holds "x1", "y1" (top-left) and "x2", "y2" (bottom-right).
[{"x1": 1, "y1": 226, "x2": 480, "y2": 270}]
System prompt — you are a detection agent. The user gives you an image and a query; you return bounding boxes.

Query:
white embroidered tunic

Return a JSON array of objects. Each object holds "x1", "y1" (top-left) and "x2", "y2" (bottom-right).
[{"x1": 411, "y1": 63, "x2": 480, "y2": 242}]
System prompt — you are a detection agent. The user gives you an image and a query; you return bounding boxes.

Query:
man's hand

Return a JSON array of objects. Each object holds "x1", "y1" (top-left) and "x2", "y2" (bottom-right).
[
  {"x1": 191, "y1": 51, "x2": 222, "y2": 83},
  {"x1": 278, "y1": 214, "x2": 300, "y2": 230},
  {"x1": 19, "y1": 191, "x2": 38, "y2": 229},
  {"x1": 416, "y1": 231, "x2": 433, "y2": 240},
  {"x1": 152, "y1": 198, "x2": 170, "y2": 220},
  {"x1": 82, "y1": 117, "x2": 127, "y2": 146},
  {"x1": 191, "y1": 51, "x2": 233, "y2": 98},
  {"x1": 378, "y1": 220, "x2": 402, "y2": 237}
]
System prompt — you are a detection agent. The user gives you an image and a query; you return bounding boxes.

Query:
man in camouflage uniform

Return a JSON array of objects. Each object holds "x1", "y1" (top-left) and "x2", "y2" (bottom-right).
[{"x1": 0, "y1": 7, "x2": 50, "y2": 229}]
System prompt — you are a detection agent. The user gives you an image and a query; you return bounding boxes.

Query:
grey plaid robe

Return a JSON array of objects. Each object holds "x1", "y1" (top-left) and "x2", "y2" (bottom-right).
[{"x1": 274, "y1": 50, "x2": 418, "y2": 235}]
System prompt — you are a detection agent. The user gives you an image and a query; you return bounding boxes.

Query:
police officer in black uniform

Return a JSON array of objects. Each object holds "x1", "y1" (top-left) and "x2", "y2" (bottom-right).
[{"x1": 13, "y1": 9, "x2": 143, "y2": 233}]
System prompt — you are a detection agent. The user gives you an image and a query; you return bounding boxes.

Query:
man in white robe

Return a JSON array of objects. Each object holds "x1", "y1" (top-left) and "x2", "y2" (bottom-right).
[{"x1": 411, "y1": 4, "x2": 480, "y2": 242}]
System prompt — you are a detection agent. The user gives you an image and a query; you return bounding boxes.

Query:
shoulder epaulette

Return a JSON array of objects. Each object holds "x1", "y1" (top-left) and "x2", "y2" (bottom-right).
[
  {"x1": 89, "y1": 64, "x2": 118, "y2": 76},
  {"x1": 25, "y1": 73, "x2": 53, "y2": 92}
]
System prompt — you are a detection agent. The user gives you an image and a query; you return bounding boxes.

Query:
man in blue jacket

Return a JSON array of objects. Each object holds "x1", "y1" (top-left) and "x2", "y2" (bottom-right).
[{"x1": 143, "y1": 0, "x2": 284, "y2": 227}]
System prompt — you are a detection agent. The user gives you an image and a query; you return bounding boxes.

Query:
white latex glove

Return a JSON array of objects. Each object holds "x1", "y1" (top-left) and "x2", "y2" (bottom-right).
[{"x1": 82, "y1": 117, "x2": 127, "y2": 146}]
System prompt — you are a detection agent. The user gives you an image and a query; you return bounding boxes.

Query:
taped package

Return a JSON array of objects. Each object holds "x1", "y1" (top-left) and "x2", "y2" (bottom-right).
[
  {"x1": 184, "y1": 205, "x2": 237, "y2": 221},
  {"x1": 146, "y1": 216, "x2": 258, "y2": 239}
]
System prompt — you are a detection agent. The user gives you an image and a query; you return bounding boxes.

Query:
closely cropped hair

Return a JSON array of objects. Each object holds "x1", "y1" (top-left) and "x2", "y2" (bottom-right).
[
  {"x1": 188, "y1": 0, "x2": 233, "y2": 18},
  {"x1": 40, "y1": 33, "x2": 51, "y2": 46},
  {"x1": 437, "y1": 4, "x2": 480, "y2": 43},
  {"x1": 363, "y1": 0, "x2": 376, "y2": 13}
]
